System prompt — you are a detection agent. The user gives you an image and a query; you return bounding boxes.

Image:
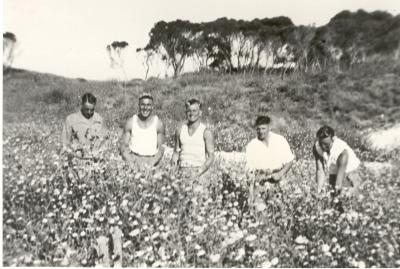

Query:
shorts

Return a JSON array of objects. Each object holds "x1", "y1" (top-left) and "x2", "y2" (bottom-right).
[
  {"x1": 178, "y1": 166, "x2": 210, "y2": 195},
  {"x1": 128, "y1": 151, "x2": 157, "y2": 170}
]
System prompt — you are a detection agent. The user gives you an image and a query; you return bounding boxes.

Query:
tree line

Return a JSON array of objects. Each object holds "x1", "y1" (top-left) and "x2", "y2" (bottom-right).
[
  {"x1": 141, "y1": 9, "x2": 400, "y2": 77},
  {"x1": 3, "y1": 9, "x2": 399, "y2": 79}
]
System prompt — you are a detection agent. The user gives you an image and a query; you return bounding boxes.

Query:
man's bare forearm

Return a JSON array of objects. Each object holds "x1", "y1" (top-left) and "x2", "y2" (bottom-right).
[
  {"x1": 280, "y1": 160, "x2": 294, "y2": 177},
  {"x1": 270, "y1": 160, "x2": 294, "y2": 182},
  {"x1": 171, "y1": 151, "x2": 180, "y2": 166},
  {"x1": 120, "y1": 146, "x2": 132, "y2": 161},
  {"x1": 153, "y1": 147, "x2": 164, "y2": 166},
  {"x1": 335, "y1": 151, "x2": 349, "y2": 192},
  {"x1": 316, "y1": 170, "x2": 326, "y2": 193},
  {"x1": 197, "y1": 154, "x2": 215, "y2": 177}
]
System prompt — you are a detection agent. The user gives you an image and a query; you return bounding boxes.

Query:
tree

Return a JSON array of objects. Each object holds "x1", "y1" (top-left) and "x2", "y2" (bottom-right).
[
  {"x1": 308, "y1": 26, "x2": 333, "y2": 71},
  {"x1": 205, "y1": 18, "x2": 236, "y2": 72},
  {"x1": 191, "y1": 23, "x2": 222, "y2": 72},
  {"x1": 286, "y1": 25, "x2": 316, "y2": 73},
  {"x1": 106, "y1": 41, "x2": 129, "y2": 81},
  {"x1": 136, "y1": 47, "x2": 154, "y2": 80},
  {"x1": 3, "y1": 32, "x2": 17, "y2": 70},
  {"x1": 326, "y1": 9, "x2": 399, "y2": 68},
  {"x1": 143, "y1": 20, "x2": 196, "y2": 78}
]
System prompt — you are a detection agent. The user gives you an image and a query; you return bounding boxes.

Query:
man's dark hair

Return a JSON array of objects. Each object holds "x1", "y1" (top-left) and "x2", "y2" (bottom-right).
[
  {"x1": 316, "y1": 125, "x2": 335, "y2": 139},
  {"x1": 81, "y1": 93, "x2": 96, "y2": 105},
  {"x1": 255, "y1": 115, "x2": 271, "y2": 126},
  {"x1": 185, "y1": 98, "x2": 202, "y2": 109}
]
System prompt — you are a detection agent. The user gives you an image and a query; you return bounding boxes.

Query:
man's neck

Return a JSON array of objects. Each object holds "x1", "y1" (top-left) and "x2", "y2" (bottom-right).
[
  {"x1": 259, "y1": 132, "x2": 271, "y2": 145},
  {"x1": 187, "y1": 119, "x2": 200, "y2": 129},
  {"x1": 137, "y1": 114, "x2": 153, "y2": 122},
  {"x1": 80, "y1": 110, "x2": 93, "y2": 120}
]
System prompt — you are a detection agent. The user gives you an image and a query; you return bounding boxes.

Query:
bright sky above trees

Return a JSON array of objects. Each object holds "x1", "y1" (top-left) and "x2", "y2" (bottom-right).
[{"x1": 4, "y1": 0, "x2": 400, "y2": 80}]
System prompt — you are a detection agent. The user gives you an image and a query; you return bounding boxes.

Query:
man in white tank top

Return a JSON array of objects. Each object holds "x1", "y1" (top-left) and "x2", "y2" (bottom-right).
[
  {"x1": 171, "y1": 98, "x2": 215, "y2": 184},
  {"x1": 313, "y1": 125, "x2": 361, "y2": 196},
  {"x1": 120, "y1": 93, "x2": 165, "y2": 170}
]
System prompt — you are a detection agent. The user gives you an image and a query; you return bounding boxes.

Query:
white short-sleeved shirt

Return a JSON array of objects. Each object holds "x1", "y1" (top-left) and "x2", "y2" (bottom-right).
[
  {"x1": 245, "y1": 132, "x2": 295, "y2": 171},
  {"x1": 61, "y1": 111, "x2": 105, "y2": 148},
  {"x1": 314, "y1": 136, "x2": 360, "y2": 175}
]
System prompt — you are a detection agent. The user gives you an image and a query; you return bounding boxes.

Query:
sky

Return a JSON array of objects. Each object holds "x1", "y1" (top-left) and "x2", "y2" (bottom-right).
[{"x1": 3, "y1": 0, "x2": 400, "y2": 80}]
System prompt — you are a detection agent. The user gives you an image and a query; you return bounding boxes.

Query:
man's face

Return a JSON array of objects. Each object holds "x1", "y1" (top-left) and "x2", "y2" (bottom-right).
[
  {"x1": 256, "y1": 124, "x2": 270, "y2": 140},
  {"x1": 138, "y1": 98, "x2": 153, "y2": 119},
  {"x1": 319, "y1": 136, "x2": 333, "y2": 152},
  {"x1": 186, "y1": 103, "x2": 202, "y2": 123},
  {"x1": 81, "y1": 102, "x2": 95, "y2": 119}
]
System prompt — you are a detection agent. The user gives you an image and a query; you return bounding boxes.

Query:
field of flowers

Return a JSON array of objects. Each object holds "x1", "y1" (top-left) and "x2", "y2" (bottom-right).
[
  {"x1": 3, "y1": 117, "x2": 400, "y2": 267},
  {"x1": 3, "y1": 65, "x2": 400, "y2": 266}
]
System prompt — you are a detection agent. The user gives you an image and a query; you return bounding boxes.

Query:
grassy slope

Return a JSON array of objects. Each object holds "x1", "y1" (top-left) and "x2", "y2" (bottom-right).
[
  {"x1": 3, "y1": 58, "x2": 400, "y2": 267},
  {"x1": 3, "y1": 56, "x2": 400, "y2": 159}
]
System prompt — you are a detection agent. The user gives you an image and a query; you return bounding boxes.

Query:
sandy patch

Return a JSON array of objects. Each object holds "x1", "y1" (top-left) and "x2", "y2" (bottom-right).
[{"x1": 366, "y1": 124, "x2": 400, "y2": 151}]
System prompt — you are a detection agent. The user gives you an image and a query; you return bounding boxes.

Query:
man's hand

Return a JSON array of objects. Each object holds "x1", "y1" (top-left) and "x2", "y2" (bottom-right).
[
  {"x1": 255, "y1": 169, "x2": 272, "y2": 176},
  {"x1": 254, "y1": 169, "x2": 273, "y2": 186},
  {"x1": 270, "y1": 171, "x2": 283, "y2": 182},
  {"x1": 171, "y1": 152, "x2": 180, "y2": 168},
  {"x1": 194, "y1": 166, "x2": 205, "y2": 178}
]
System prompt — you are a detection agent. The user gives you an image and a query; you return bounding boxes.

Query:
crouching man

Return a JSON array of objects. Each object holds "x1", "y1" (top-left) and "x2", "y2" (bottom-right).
[
  {"x1": 313, "y1": 125, "x2": 361, "y2": 197},
  {"x1": 245, "y1": 116, "x2": 295, "y2": 211}
]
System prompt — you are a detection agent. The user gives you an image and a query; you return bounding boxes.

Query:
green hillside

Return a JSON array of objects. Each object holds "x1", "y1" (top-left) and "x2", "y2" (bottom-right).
[
  {"x1": 3, "y1": 56, "x2": 400, "y2": 268},
  {"x1": 3, "y1": 55, "x2": 400, "y2": 157}
]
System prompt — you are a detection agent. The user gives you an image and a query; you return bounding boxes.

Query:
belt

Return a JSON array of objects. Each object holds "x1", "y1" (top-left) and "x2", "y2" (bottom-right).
[{"x1": 131, "y1": 151, "x2": 155, "y2": 157}]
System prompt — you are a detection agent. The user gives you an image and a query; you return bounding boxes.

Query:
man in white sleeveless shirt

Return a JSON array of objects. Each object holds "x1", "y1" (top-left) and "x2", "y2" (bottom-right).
[
  {"x1": 120, "y1": 93, "x2": 165, "y2": 170},
  {"x1": 313, "y1": 125, "x2": 361, "y2": 196},
  {"x1": 171, "y1": 98, "x2": 215, "y2": 183}
]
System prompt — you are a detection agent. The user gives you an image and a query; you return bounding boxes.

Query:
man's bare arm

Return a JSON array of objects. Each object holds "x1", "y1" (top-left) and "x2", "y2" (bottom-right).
[
  {"x1": 61, "y1": 118, "x2": 72, "y2": 151},
  {"x1": 153, "y1": 119, "x2": 165, "y2": 166},
  {"x1": 120, "y1": 118, "x2": 134, "y2": 162},
  {"x1": 171, "y1": 124, "x2": 182, "y2": 168},
  {"x1": 271, "y1": 160, "x2": 294, "y2": 182},
  {"x1": 315, "y1": 158, "x2": 326, "y2": 193},
  {"x1": 197, "y1": 128, "x2": 215, "y2": 177},
  {"x1": 335, "y1": 150, "x2": 349, "y2": 192},
  {"x1": 312, "y1": 144, "x2": 326, "y2": 193}
]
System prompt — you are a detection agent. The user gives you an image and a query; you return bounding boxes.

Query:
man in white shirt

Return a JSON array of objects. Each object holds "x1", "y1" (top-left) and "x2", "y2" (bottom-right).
[
  {"x1": 246, "y1": 115, "x2": 295, "y2": 183},
  {"x1": 245, "y1": 116, "x2": 294, "y2": 211},
  {"x1": 313, "y1": 125, "x2": 361, "y2": 196},
  {"x1": 61, "y1": 93, "x2": 108, "y2": 160},
  {"x1": 120, "y1": 93, "x2": 165, "y2": 170},
  {"x1": 171, "y1": 98, "x2": 215, "y2": 190}
]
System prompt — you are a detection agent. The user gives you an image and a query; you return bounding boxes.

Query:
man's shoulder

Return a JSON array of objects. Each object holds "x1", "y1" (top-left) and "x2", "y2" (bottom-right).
[
  {"x1": 270, "y1": 132, "x2": 288, "y2": 142},
  {"x1": 333, "y1": 136, "x2": 347, "y2": 147},
  {"x1": 202, "y1": 121, "x2": 213, "y2": 132},
  {"x1": 246, "y1": 138, "x2": 260, "y2": 149},
  {"x1": 92, "y1": 112, "x2": 104, "y2": 122},
  {"x1": 332, "y1": 137, "x2": 353, "y2": 153},
  {"x1": 65, "y1": 111, "x2": 81, "y2": 122},
  {"x1": 153, "y1": 114, "x2": 165, "y2": 125}
]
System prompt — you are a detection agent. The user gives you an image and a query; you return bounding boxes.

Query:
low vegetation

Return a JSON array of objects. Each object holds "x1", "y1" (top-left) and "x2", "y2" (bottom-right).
[{"x1": 2, "y1": 58, "x2": 400, "y2": 266}]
